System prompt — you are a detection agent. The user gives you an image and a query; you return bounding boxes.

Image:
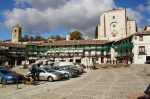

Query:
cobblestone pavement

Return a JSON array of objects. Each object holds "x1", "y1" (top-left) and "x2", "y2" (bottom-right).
[{"x1": 0, "y1": 67, "x2": 150, "y2": 99}]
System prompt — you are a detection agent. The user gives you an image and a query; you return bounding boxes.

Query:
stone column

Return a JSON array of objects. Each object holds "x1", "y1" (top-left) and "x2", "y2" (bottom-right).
[
  {"x1": 98, "y1": 58, "x2": 101, "y2": 64},
  {"x1": 15, "y1": 59, "x2": 17, "y2": 66}
]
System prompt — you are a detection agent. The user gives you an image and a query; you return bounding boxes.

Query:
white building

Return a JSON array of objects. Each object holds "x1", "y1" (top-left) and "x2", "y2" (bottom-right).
[
  {"x1": 98, "y1": 8, "x2": 137, "y2": 40},
  {"x1": 133, "y1": 26, "x2": 150, "y2": 64}
]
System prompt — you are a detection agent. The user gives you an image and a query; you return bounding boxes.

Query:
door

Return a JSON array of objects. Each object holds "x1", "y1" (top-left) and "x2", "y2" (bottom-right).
[
  {"x1": 39, "y1": 69, "x2": 46, "y2": 80},
  {"x1": 101, "y1": 57, "x2": 104, "y2": 63}
]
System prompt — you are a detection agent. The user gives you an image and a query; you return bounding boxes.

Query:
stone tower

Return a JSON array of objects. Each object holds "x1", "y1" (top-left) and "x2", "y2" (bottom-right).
[{"x1": 12, "y1": 24, "x2": 22, "y2": 42}]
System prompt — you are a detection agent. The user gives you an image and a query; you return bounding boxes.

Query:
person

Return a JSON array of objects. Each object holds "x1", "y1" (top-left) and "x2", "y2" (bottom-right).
[
  {"x1": 30, "y1": 65, "x2": 36, "y2": 80},
  {"x1": 36, "y1": 67, "x2": 40, "y2": 81}
]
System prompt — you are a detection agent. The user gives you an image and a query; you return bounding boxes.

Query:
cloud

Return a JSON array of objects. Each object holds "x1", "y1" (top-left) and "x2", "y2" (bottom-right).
[
  {"x1": 15, "y1": 0, "x2": 69, "y2": 11},
  {"x1": 138, "y1": 4, "x2": 146, "y2": 12},
  {"x1": 147, "y1": 19, "x2": 150, "y2": 22},
  {"x1": 3, "y1": 0, "x2": 116, "y2": 38},
  {"x1": 138, "y1": 0, "x2": 150, "y2": 13},
  {"x1": 126, "y1": 8, "x2": 144, "y2": 24}
]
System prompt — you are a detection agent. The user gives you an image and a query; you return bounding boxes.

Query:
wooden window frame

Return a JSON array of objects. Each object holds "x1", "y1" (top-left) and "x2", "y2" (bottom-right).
[
  {"x1": 139, "y1": 36, "x2": 143, "y2": 41},
  {"x1": 139, "y1": 46, "x2": 146, "y2": 55}
]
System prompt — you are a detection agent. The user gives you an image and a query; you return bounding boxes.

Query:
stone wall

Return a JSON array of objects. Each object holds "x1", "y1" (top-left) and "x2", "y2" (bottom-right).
[{"x1": 131, "y1": 64, "x2": 150, "y2": 73}]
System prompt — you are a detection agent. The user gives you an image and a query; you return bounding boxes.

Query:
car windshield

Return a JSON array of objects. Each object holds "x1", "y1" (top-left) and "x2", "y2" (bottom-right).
[
  {"x1": 44, "y1": 68, "x2": 54, "y2": 73},
  {"x1": 60, "y1": 66, "x2": 71, "y2": 70},
  {"x1": 0, "y1": 70, "x2": 14, "y2": 74},
  {"x1": 71, "y1": 65, "x2": 77, "y2": 68}
]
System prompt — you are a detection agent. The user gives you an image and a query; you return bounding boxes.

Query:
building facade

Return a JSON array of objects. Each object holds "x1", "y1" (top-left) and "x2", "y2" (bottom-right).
[
  {"x1": 0, "y1": 8, "x2": 150, "y2": 66},
  {"x1": 98, "y1": 8, "x2": 137, "y2": 40}
]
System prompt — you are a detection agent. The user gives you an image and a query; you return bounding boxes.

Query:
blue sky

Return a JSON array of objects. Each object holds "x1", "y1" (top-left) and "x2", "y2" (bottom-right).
[{"x1": 0, "y1": 0, "x2": 150, "y2": 41}]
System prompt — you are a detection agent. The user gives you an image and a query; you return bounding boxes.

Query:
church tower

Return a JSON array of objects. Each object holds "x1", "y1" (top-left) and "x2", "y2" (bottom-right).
[
  {"x1": 98, "y1": 8, "x2": 137, "y2": 40},
  {"x1": 12, "y1": 24, "x2": 22, "y2": 42}
]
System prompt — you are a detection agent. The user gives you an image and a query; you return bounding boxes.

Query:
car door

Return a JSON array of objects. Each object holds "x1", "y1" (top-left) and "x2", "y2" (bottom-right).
[{"x1": 39, "y1": 69, "x2": 46, "y2": 80}]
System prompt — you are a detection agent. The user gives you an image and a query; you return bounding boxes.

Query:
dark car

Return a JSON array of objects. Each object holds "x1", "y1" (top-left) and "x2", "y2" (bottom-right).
[
  {"x1": 51, "y1": 65, "x2": 78, "y2": 78},
  {"x1": 145, "y1": 60, "x2": 150, "y2": 64},
  {"x1": 0, "y1": 65, "x2": 9, "y2": 70},
  {"x1": 0, "y1": 69, "x2": 23, "y2": 85}
]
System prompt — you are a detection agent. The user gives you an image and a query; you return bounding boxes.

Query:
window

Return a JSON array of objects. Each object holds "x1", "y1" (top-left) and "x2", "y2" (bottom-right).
[
  {"x1": 139, "y1": 36, "x2": 143, "y2": 41},
  {"x1": 15, "y1": 29, "x2": 17, "y2": 32},
  {"x1": 113, "y1": 16, "x2": 115, "y2": 19},
  {"x1": 139, "y1": 46, "x2": 146, "y2": 55},
  {"x1": 113, "y1": 24, "x2": 116, "y2": 27}
]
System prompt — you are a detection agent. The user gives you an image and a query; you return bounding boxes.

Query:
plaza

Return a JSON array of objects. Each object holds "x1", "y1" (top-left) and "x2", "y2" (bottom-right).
[{"x1": 0, "y1": 67, "x2": 149, "y2": 99}]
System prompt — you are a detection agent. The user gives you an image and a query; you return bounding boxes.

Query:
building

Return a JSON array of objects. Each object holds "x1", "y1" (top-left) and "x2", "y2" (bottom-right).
[
  {"x1": 0, "y1": 8, "x2": 150, "y2": 66},
  {"x1": 12, "y1": 24, "x2": 22, "y2": 42},
  {"x1": 132, "y1": 26, "x2": 150, "y2": 64},
  {"x1": 98, "y1": 8, "x2": 137, "y2": 40}
]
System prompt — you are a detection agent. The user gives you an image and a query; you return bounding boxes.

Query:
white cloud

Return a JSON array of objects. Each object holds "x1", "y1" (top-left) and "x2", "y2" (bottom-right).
[
  {"x1": 15, "y1": 0, "x2": 69, "y2": 11},
  {"x1": 138, "y1": 4, "x2": 146, "y2": 12},
  {"x1": 126, "y1": 8, "x2": 144, "y2": 24},
  {"x1": 147, "y1": 19, "x2": 150, "y2": 22},
  {"x1": 138, "y1": 0, "x2": 150, "y2": 13},
  {"x1": 3, "y1": 0, "x2": 116, "y2": 38}
]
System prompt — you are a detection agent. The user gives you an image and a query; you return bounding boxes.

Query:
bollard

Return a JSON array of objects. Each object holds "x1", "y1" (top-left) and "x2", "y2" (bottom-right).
[
  {"x1": 16, "y1": 75, "x2": 18, "y2": 89},
  {"x1": 1, "y1": 75, "x2": 4, "y2": 88}
]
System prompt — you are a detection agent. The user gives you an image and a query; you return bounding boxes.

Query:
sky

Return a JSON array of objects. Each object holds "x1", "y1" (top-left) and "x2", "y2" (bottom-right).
[{"x1": 0, "y1": 0, "x2": 150, "y2": 41}]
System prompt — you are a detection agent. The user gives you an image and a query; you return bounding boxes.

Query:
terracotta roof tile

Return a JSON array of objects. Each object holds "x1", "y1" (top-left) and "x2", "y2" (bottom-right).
[
  {"x1": 0, "y1": 46, "x2": 7, "y2": 50},
  {"x1": 0, "y1": 43, "x2": 25, "y2": 48},
  {"x1": 38, "y1": 40, "x2": 108, "y2": 46}
]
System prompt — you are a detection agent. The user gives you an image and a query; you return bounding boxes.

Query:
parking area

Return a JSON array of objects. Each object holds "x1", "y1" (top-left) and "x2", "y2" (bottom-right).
[{"x1": 0, "y1": 67, "x2": 150, "y2": 99}]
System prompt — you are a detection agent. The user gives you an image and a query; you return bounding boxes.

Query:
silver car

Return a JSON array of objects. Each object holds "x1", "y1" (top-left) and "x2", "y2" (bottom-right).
[
  {"x1": 38, "y1": 68, "x2": 64, "y2": 82},
  {"x1": 51, "y1": 66, "x2": 78, "y2": 78}
]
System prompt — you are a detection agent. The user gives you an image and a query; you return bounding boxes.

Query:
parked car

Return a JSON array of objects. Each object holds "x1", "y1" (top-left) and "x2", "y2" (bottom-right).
[
  {"x1": 0, "y1": 65, "x2": 9, "y2": 70},
  {"x1": 145, "y1": 60, "x2": 150, "y2": 64},
  {"x1": 40, "y1": 64, "x2": 51, "y2": 68},
  {"x1": 51, "y1": 65, "x2": 78, "y2": 78},
  {"x1": 34, "y1": 67, "x2": 64, "y2": 82},
  {"x1": 0, "y1": 69, "x2": 23, "y2": 85},
  {"x1": 68, "y1": 65, "x2": 84, "y2": 74},
  {"x1": 19, "y1": 64, "x2": 28, "y2": 69}
]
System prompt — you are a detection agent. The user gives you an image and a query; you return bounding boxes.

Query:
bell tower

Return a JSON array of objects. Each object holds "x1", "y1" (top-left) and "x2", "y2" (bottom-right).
[{"x1": 12, "y1": 24, "x2": 22, "y2": 42}]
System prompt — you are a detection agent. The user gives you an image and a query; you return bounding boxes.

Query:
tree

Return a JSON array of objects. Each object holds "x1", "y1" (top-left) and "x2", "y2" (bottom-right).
[
  {"x1": 29, "y1": 36, "x2": 34, "y2": 41},
  {"x1": 24, "y1": 35, "x2": 29, "y2": 42},
  {"x1": 35, "y1": 36, "x2": 45, "y2": 41},
  {"x1": 95, "y1": 26, "x2": 98, "y2": 39},
  {"x1": 55, "y1": 35, "x2": 62, "y2": 41},
  {"x1": 69, "y1": 31, "x2": 83, "y2": 40},
  {"x1": 19, "y1": 37, "x2": 24, "y2": 42}
]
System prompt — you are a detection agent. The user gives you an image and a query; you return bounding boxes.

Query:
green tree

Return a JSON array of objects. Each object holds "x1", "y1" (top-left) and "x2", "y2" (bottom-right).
[
  {"x1": 69, "y1": 31, "x2": 83, "y2": 40},
  {"x1": 24, "y1": 35, "x2": 29, "y2": 42},
  {"x1": 29, "y1": 36, "x2": 34, "y2": 41},
  {"x1": 19, "y1": 37, "x2": 24, "y2": 42},
  {"x1": 35, "y1": 36, "x2": 43, "y2": 41},
  {"x1": 55, "y1": 35, "x2": 62, "y2": 41},
  {"x1": 95, "y1": 26, "x2": 98, "y2": 39}
]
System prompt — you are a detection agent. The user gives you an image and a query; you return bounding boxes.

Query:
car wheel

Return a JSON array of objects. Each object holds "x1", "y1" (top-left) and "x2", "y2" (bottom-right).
[
  {"x1": 64, "y1": 73, "x2": 69, "y2": 79},
  {"x1": 47, "y1": 76, "x2": 53, "y2": 82},
  {"x1": 2, "y1": 78, "x2": 7, "y2": 85}
]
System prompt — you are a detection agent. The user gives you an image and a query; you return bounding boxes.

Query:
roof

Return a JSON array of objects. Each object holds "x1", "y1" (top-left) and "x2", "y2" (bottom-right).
[
  {"x1": 134, "y1": 31, "x2": 150, "y2": 35},
  {"x1": 127, "y1": 19, "x2": 136, "y2": 21},
  {"x1": 114, "y1": 34, "x2": 133, "y2": 42},
  {"x1": 114, "y1": 31, "x2": 150, "y2": 43},
  {"x1": 38, "y1": 40, "x2": 109, "y2": 46},
  {"x1": 26, "y1": 41, "x2": 43, "y2": 46},
  {"x1": 0, "y1": 46, "x2": 7, "y2": 50},
  {"x1": 143, "y1": 25, "x2": 150, "y2": 31},
  {"x1": 0, "y1": 43, "x2": 25, "y2": 48},
  {"x1": 103, "y1": 8, "x2": 125, "y2": 14}
]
